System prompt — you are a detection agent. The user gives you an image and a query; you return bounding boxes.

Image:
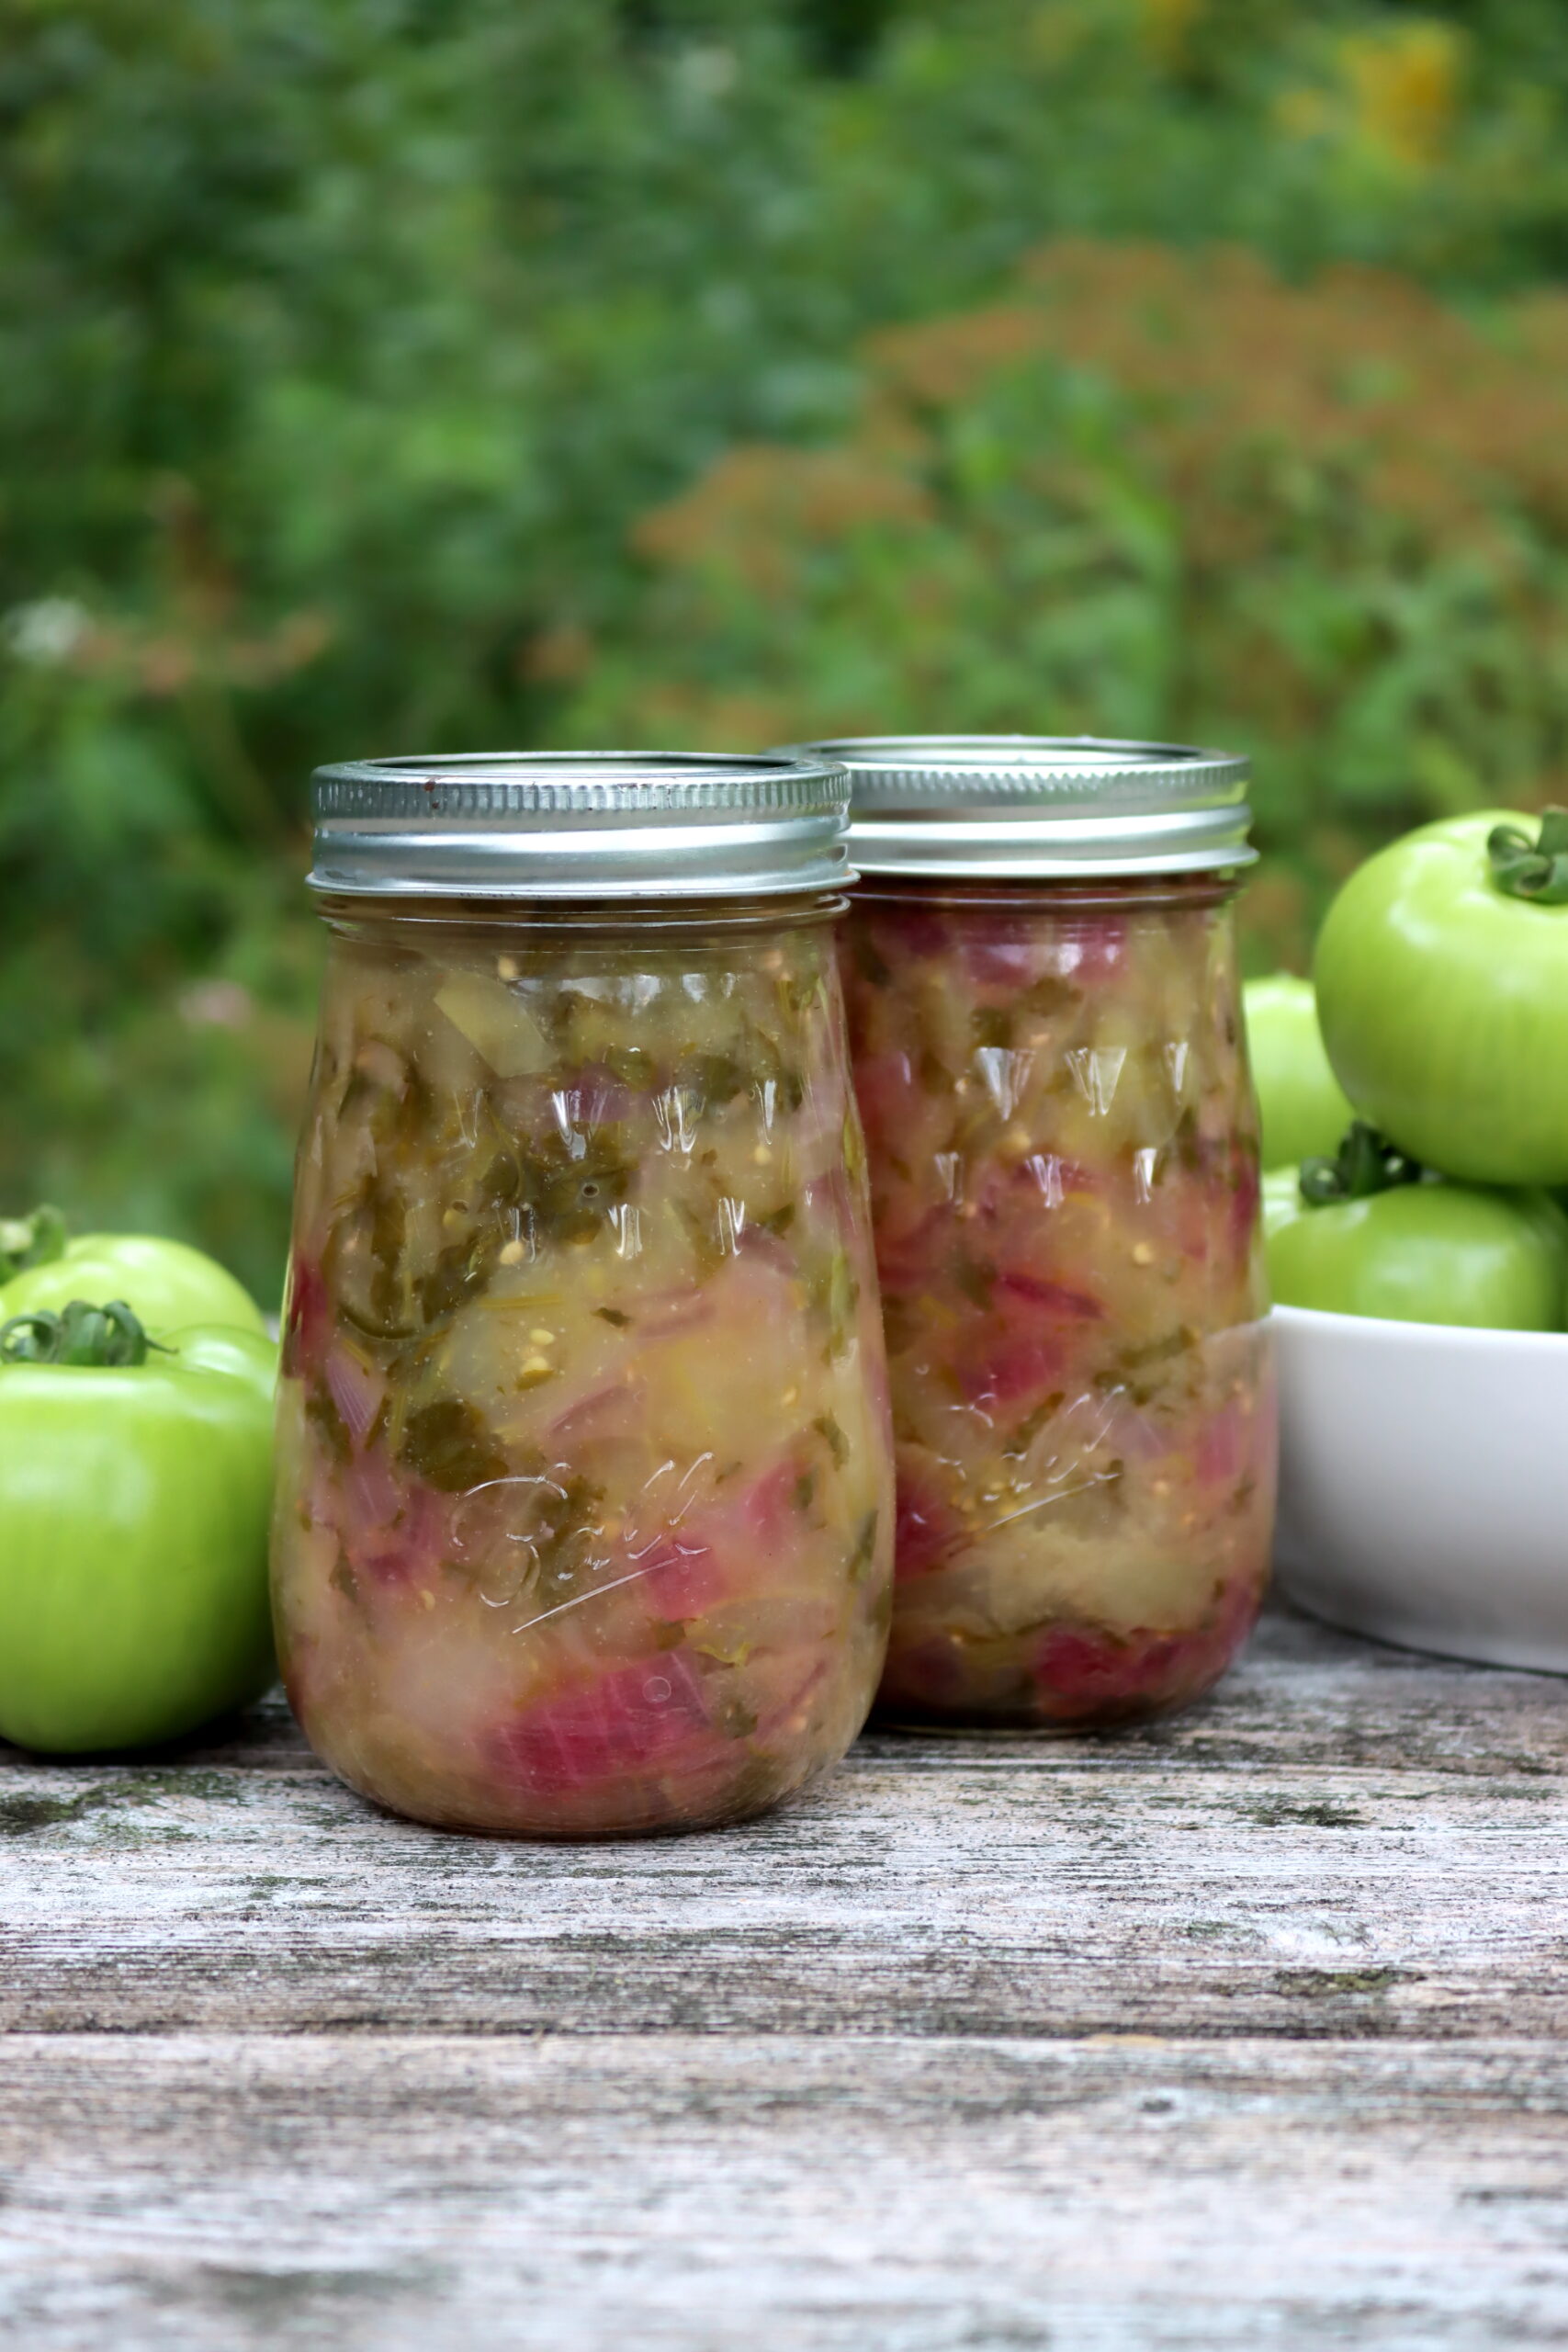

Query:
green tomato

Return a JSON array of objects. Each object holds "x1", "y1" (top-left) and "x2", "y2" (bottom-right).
[
  {"x1": 1243, "y1": 975, "x2": 1356, "y2": 1170},
  {"x1": 0, "y1": 1234, "x2": 266, "y2": 1342},
  {"x1": 0, "y1": 1317, "x2": 278, "y2": 1752},
  {"x1": 1261, "y1": 1166, "x2": 1302, "y2": 1239},
  {"x1": 168, "y1": 1323, "x2": 282, "y2": 1409},
  {"x1": 1268, "y1": 1175, "x2": 1568, "y2": 1330},
  {"x1": 1314, "y1": 810, "x2": 1568, "y2": 1186}
]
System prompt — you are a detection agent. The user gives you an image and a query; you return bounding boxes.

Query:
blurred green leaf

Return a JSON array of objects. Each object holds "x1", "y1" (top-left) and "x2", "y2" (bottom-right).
[{"x1": 5, "y1": 0, "x2": 1568, "y2": 1295}]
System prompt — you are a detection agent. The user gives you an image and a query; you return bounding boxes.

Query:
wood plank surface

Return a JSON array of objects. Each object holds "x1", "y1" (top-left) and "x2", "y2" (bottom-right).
[
  {"x1": 4, "y1": 1604, "x2": 1567, "y2": 2347},
  {"x1": 3, "y1": 2034, "x2": 1568, "y2": 2348},
  {"x1": 2, "y1": 1610, "x2": 1564, "y2": 2041}
]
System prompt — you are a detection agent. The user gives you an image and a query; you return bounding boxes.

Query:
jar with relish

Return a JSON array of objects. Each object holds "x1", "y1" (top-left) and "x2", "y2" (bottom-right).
[
  {"x1": 798, "y1": 737, "x2": 1276, "y2": 1731},
  {"x1": 272, "y1": 753, "x2": 895, "y2": 1835}
]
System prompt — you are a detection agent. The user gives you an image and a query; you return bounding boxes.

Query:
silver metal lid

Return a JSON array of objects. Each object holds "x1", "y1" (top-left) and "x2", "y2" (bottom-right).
[
  {"x1": 779, "y1": 736, "x2": 1254, "y2": 878},
  {"x1": 308, "y1": 752, "x2": 852, "y2": 900}
]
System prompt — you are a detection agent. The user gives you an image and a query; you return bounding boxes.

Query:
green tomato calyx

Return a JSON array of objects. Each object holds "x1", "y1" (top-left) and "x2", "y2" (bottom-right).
[
  {"x1": 0, "y1": 1204, "x2": 68, "y2": 1283},
  {"x1": 1487, "y1": 808, "x2": 1568, "y2": 906},
  {"x1": 1299, "y1": 1122, "x2": 1424, "y2": 1207},
  {"x1": 0, "y1": 1298, "x2": 172, "y2": 1369}
]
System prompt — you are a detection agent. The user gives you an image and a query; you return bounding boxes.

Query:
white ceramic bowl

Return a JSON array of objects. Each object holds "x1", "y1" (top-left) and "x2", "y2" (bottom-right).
[{"x1": 1272, "y1": 1303, "x2": 1568, "y2": 1673}]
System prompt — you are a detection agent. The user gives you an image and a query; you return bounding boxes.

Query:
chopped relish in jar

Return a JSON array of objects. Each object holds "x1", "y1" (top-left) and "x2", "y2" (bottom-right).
[
  {"x1": 844, "y1": 886, "x2": 1273, "y2": 1726},
  {"x1": 273, "y1": 756, "x2": 893, "y2": 1836},
  {"x1": 815, "y1": 736, "x2": 1276, "y2": 1730}
]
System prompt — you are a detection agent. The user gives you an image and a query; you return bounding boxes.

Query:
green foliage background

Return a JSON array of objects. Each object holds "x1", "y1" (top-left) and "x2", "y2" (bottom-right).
[{"x1": 4, "y1": 0, "x2": 1567, "y2": 1302}]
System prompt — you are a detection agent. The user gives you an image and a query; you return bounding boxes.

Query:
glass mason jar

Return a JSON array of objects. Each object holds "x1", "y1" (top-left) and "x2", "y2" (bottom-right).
[
  {"x1": 795, "y1": 738, "x2": 1277, "y2": 1732},
  {"x1": 273, "y1": 753, "x2": 895, "y2": 1836}
]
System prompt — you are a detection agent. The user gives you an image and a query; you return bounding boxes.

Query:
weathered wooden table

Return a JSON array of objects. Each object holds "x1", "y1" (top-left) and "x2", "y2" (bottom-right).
[{"x1": 2, "y1": 1600, "x2": 1565, "y2": 2349}]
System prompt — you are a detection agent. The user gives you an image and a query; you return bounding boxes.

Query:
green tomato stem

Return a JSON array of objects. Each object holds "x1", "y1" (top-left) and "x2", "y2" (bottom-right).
[
  {"x1": 0, "y1": 1298, "x2": 172, "y2": 1369},
  {"x1": 1487, "y1": 807, "x2": 1568, "y2": 905},
  {"x1": 0, "y1": 1204, "x2": 68, "y2": 1283},
  {"x1": 1299, "y1": 1121, "x2": 1424, "y2": 1206}
]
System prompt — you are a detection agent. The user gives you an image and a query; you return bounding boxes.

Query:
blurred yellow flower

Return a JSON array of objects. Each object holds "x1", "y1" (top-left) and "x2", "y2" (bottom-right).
[{"x1": 1339, "y1": 21, "x2": 1464, "y2": 170}]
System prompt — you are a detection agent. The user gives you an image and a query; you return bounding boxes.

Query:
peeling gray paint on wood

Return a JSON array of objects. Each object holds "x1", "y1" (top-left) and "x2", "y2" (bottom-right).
[{"x1": 2, "y1": 1605, "x2": 1567, "y2": 2346}]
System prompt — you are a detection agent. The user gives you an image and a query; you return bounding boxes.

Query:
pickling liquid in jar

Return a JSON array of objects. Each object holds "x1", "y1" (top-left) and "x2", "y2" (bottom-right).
[
  {"x1": 271, "y1": 755, "x2": 894, "y2": 1836},
  {"x1": 796, "y1": 738, "x2": 1277, "y2": 1731}
]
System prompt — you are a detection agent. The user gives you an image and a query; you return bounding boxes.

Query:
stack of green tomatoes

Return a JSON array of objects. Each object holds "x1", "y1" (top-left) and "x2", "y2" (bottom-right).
[{"x1": 1247, "y1": 810, "x2": 1568, "y2": 1333}]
